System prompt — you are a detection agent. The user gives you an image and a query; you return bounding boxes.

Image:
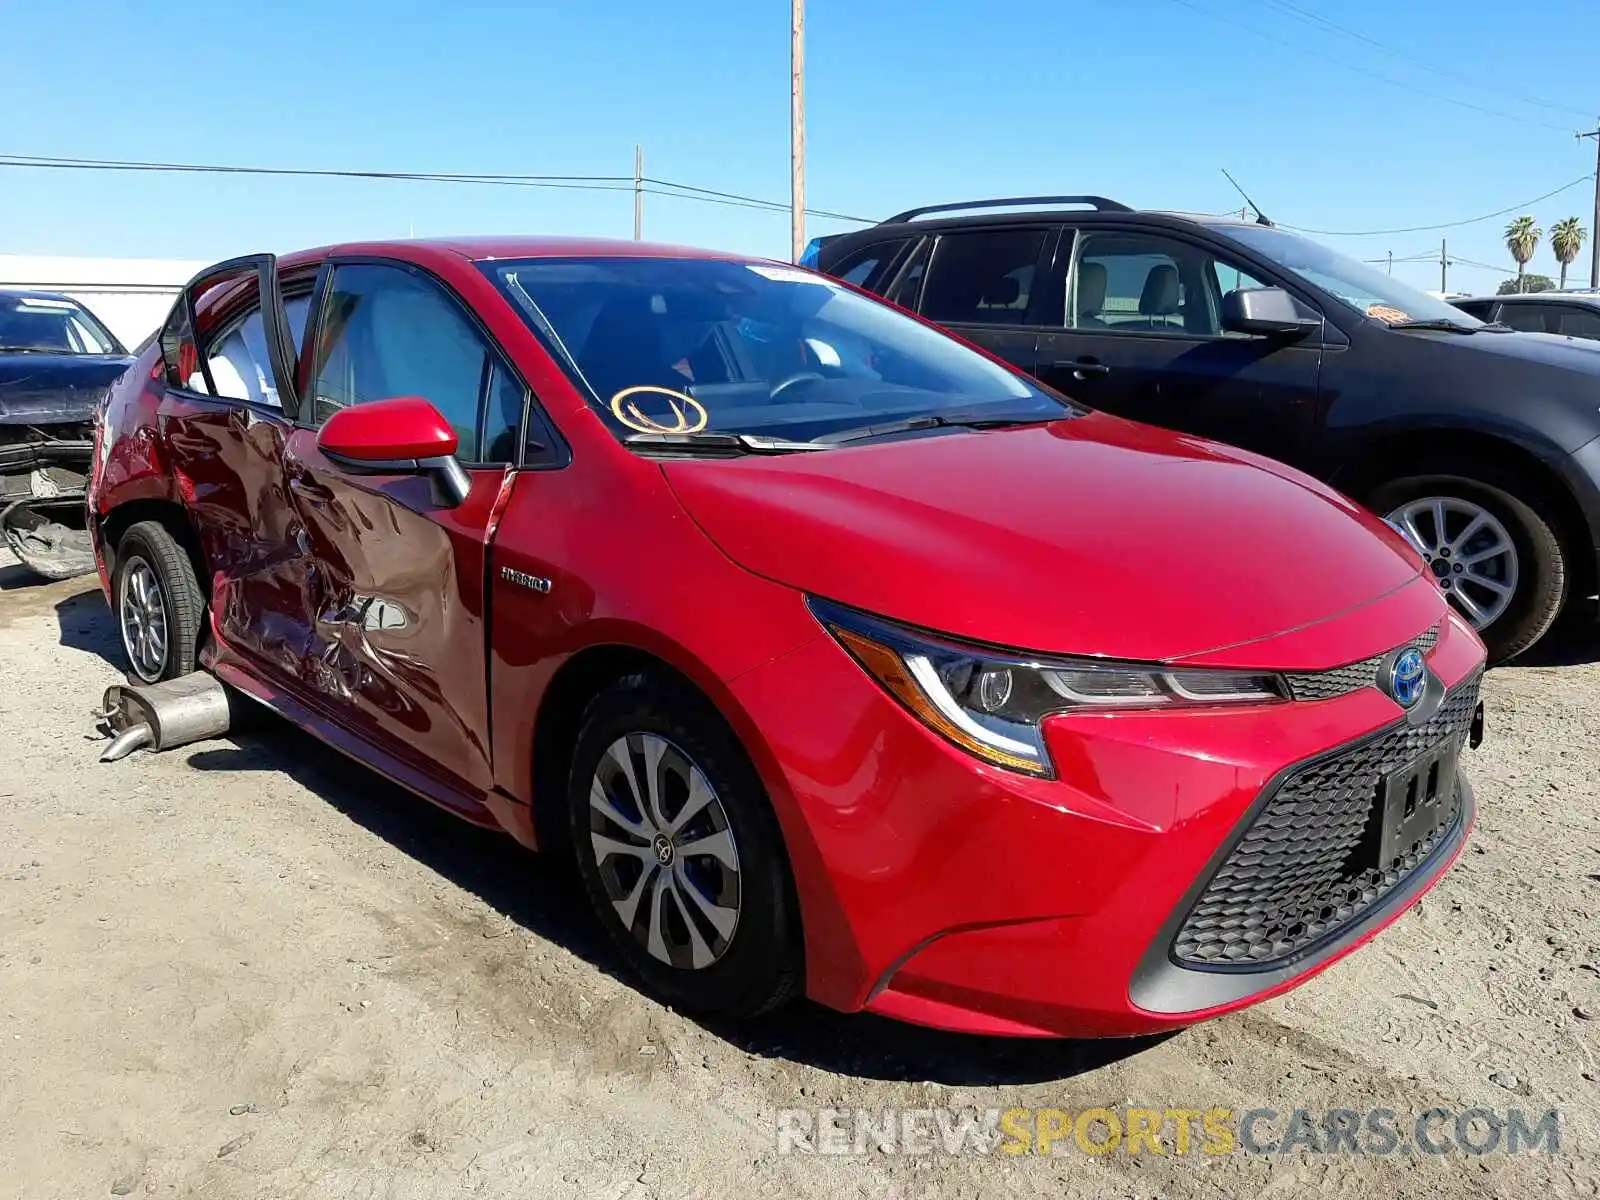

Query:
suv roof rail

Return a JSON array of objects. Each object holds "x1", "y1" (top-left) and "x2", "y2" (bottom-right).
[{"x1": 882, "y1": 195, "x2": 1134, "y2": 223}]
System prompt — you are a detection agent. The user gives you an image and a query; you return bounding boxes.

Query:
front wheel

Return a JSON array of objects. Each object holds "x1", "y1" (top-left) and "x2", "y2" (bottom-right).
[
  {"x1": 566, "y1": 673, "x2": 802, "y2": 1018},
  {"x1": 1371, "y1": 468, "x2": 1566, "y2": 664}
]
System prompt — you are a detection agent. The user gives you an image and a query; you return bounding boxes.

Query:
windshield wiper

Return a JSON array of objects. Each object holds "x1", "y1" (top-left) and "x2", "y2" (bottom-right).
[
  {"x1": 1385, "y1": 319, "x2": 1478, "y2": 334},
  {"x1": 622, "y1": 431, "x2": 833, "y2": 456},
  {"x1": 626, "y1": 411, "x2": 1060, "y2": 454},
  {"x1": 813, "y1": 412, "x2": 1055, "y2": 446},
  {"x1": 0, "y1": 346, "x2": 79, "y2": 354}
]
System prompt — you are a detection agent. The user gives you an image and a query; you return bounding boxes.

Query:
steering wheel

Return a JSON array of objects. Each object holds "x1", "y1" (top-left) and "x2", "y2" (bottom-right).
[{"x1": 769, "y1": 371, "x2": 826, "y2": 400}]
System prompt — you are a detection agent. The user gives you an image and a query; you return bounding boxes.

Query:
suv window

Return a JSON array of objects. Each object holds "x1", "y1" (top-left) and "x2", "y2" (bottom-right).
[
  {"x1": 1554, "y1": 306, "x2": 1600, "y2": 339},
  {"x1": 886, "y1": 240, "x2": 931, "y2": 309},
  {"x1": 200, "y1": 296, "x2": 310, "y2": 406},
  {"x1": 1450, "y1": 299, "x2": 1496, "y2": 320},
  {"x1": 830, "y1": 240, "x2": 909, "y2": 290},
  {"x1": 919, "y1": 229, "x2": 1046, "y2": 326},
  {"x1": 1497, "y1": 304, "x2": 1550, "y2": 333},
  {"x1": 1070, "y1": 231, "x2": 1295, "y2": 337},
  {"x1": 310, "y1": 263, "x2": 517, "y2": 464}
]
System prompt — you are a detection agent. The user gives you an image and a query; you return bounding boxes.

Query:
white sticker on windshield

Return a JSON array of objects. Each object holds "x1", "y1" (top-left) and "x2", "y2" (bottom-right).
[{"x1": 747, "y1": 264, "x2": 835, "y2": 286}]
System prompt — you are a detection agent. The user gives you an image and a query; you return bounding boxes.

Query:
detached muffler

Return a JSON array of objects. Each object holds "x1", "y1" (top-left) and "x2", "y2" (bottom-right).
[{"x1": 95, "y1": 672, "x2": 235, "y2": 762}]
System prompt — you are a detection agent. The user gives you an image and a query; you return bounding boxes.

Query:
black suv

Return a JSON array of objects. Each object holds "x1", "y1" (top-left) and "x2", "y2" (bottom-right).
[
  {"x1": 1451, "y1": 291, "x2": 1600, "y2": 341},
  {"x1": 808, "y1": 196, "x2": 1600, "y2": 662}
]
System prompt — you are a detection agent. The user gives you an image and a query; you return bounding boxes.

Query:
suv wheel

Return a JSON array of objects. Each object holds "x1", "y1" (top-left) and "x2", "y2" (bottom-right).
[
  {"x1": 112, "y1": 520, "x2": 204, "y2": 683},
  {"x1": 566, "y1": 673, "x2": 802, "y2": 1018},
  {"x1": 1370, "y1": 465, "x2": 1566, "y2": 663}
]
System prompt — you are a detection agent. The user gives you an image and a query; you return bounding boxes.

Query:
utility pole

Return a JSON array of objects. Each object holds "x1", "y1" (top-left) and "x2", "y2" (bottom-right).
[
  {"x1": 790, "y1": 0, "x2": 806, "y2": 263},
  {"x1": 1581, "y1": 120, "x2": 1600, "y2": 287},
  {"x1": 1386, "y1": 250, "x2": 1393, "y2": 275},
  {"x1": 633, "y1": 145, "x2": 643, "y2": 241},
  {"x1": 1440, "y1": 238, "x2": 1449, "y2": 294}
]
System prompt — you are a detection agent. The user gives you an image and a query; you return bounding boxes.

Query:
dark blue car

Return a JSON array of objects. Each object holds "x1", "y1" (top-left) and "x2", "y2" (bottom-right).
[{"x1": 0, "y1": 289, "x2": 132, "y2": 578}]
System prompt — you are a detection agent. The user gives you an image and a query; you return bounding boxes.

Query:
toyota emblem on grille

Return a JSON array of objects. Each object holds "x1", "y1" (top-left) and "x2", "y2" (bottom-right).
[{"x1": 1380, "y1": 647, "x2": 1427, "y2": 708}]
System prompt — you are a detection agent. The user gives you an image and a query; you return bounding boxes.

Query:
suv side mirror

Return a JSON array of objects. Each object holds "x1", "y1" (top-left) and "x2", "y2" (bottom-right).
[
  {"x1": 317, "y1": 396, "x2": 472, "y2": 507},
  {"x1": 1221, "y1": 287, "x2": 1320, "y2": 337}
]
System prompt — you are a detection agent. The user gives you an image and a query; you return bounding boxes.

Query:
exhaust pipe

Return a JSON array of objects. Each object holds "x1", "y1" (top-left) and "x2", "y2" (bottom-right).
[
  {"x1": 95, "y1": 672, "x2": 235, "y2": 762},
  {"x1": 101, "y1": 723, "x2": 155, "y2": 762}
]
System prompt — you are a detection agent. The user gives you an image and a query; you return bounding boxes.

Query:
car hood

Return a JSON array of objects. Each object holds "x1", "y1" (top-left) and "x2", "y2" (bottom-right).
[
  {"x1": 1429, "y1": 325, "x2": 1600, "y2": 371},
  {"x1": 0, "y1": 353, "x2": 135, "y2": 424},
  {"x1": 662, "y1": 415, "x2": 1428, "y2": 664}
]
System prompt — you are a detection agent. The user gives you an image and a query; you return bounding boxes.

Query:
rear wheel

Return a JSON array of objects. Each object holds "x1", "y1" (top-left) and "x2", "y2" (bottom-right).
[
  {"x1": 1371, "y1": 464, "x2": 1566, "y2": 664},
  {"x1": 566, "y1": 672, "x2": 802, "y2": 1018},
  {"x1": 112, "y1": 521, "x2": 204, "y2": 683}
]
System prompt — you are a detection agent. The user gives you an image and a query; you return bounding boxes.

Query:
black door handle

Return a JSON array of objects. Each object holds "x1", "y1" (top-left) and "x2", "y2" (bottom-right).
[{"x1": 1052, "y1": 359, "x2": 1111, "y2": 379}]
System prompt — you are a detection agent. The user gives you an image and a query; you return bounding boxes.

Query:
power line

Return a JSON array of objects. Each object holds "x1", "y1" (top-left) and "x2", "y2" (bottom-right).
[
  {"x1": 1161, "y1": 0, "x2": 1573, "y2": 132},
  {"x1": 642, "y1": 177, "x2": 871, "y2": 223},
  {"x1": 1280, "y1": 173, "x2": 1595, "y2": 236},
  {"x1": 1259, "y1": 0, "x2": 1591, "y2": 118},
  {"x1": 0, "y1": 153, "x2": 877, "y2": 225},
  {"x1": 0, "y1": 153, "x2": 633, "y2": 187},
  {"x1": 641, "y1": 185, "x2": 796, "y2": 215}
]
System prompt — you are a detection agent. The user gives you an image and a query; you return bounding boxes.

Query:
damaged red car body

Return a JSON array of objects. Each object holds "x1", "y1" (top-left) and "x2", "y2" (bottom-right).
[{"x1": 87, "y1": 238, "x2": 1484, "y2": 1037}]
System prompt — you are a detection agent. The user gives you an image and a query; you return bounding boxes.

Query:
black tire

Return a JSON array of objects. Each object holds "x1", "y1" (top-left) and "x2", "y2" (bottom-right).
[
  {"x1": 111, "y1": 520, "x2": 204, "y2": 683},
  {"x1": 1368, "y1": 462, "x2": 1566, "y2": 664},
  {"x1": 566, "y1": 672, "x2": 802, "y2": 1018}
]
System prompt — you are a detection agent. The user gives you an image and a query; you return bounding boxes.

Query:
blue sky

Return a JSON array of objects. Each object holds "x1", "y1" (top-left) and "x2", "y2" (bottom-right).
[{"x1": 3, "y1": 0, "x2": 1598, "y2": 295}]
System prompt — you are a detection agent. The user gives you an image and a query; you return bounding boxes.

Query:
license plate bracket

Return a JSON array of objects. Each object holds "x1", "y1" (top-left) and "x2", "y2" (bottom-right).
[{"x1": 1376, "y1": 742, "x2": 1459, "y2": 868}]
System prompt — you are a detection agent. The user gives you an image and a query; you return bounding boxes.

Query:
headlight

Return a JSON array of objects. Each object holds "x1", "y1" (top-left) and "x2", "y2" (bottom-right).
[{"x1": 811, "y1": 598, "x2": 1286, "y2": 777}]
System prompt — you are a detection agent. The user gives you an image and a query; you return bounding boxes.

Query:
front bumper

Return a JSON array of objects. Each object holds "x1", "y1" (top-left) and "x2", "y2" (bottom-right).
[{"x1": 729, "y1": 599, "x2": 1485, "y2": 1039}]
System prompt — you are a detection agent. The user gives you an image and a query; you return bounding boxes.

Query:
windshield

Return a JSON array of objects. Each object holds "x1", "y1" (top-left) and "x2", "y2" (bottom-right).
[
  {"x1": 486, "y1": 257, "x2": 1071, "y2": 442},
  {"x1": 1219, "y1": 225, "x2": 1483, "y2": 329},
  {"x1": 0, "y1": 294, "x2": 122, "y2": 354}
]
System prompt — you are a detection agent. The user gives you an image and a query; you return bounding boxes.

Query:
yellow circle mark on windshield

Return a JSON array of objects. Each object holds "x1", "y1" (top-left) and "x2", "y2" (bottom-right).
[{"x1": 610, "y1": 386, "x2": 710, "y2": 434}]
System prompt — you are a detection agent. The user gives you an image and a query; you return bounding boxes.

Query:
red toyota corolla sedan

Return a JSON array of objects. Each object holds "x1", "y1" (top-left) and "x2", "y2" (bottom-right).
[{"x1": 88, "y1": 237, "x2": 1485, "y2": 1038}]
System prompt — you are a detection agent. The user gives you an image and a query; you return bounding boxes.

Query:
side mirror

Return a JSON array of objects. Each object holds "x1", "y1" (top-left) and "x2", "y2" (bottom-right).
[
  {"x1": 1221, "y1": 287, "x2": 1320, "y2": 337},
  {"x1": 317, "y1": 396, "x2": 472, "y2": 507}
]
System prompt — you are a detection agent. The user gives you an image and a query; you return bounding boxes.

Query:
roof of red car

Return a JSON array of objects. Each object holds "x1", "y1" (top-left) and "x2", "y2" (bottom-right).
[{"x1": 289, "y1": 235, "x2": 758, "y2": 266}]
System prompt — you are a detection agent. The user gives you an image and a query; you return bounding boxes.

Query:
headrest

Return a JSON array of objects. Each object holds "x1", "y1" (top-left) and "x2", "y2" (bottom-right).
[
  {"x1": 1139, "y1": 265, "x2": 1180, "y2": 316},
  {"x1": 1078, "y1": 261, "x2": 1107, "y2": 314},
  {"x1": 985, "y1": 276, "x2": 1021, "y2": 306}
]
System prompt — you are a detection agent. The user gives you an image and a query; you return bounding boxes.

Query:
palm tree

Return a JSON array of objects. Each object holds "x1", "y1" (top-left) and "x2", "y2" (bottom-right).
[
  {"x1": 1505, "y1": 216, "x2": 1543, "y2": 292},
  {"x1": 1550, "y1": 217, "x2": 1588, "y2": 290}
]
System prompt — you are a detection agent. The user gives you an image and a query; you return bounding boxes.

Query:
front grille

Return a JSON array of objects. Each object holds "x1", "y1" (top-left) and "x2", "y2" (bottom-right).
[
  {"x1": 1283, "y1": 624, "x2": 1439, "y2": 702},
  {"x1": 1171, "y1": 669, "x2": 1480, "y2": 970}
]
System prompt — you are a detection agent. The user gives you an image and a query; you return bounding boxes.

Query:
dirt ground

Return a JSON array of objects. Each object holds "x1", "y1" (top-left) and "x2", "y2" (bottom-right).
[{"x1": 1, "y1": 553, "x2": 1596, "y2": 1200}]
